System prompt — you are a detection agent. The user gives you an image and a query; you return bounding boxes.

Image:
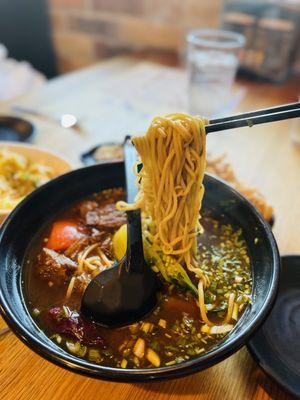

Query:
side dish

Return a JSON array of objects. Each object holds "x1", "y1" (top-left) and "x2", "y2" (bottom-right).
[
  {"x1": 0, "y1": 149, "x2": 55, "y2": 210},
  {"x1": 206, "y1": 154, "x2": 273, "y2": 221}
]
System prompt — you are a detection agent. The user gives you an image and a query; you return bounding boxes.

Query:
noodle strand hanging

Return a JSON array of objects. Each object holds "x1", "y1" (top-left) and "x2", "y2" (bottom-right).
[
  {"x1": 117, "y1": 114, "x2": 207, "y2": 273},
  {"x1": 117, "y1": 113, "x2": 235, "y2": 327}
]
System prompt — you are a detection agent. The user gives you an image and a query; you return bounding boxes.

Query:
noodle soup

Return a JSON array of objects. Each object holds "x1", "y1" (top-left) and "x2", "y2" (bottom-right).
[{"x1": 25, "y1": 188, "x2": 252, "y2": 369}]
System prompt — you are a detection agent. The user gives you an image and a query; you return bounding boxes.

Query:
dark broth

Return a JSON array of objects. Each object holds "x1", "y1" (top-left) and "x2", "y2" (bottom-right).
[{"x1": 24, "y1": 188, "x2": 252, "y2": 369}]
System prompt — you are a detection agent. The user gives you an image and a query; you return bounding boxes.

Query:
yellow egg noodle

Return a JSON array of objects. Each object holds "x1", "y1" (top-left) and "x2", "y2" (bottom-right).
[{"x1": 117, "y1": 113, "x2": 235, "y2": 327}]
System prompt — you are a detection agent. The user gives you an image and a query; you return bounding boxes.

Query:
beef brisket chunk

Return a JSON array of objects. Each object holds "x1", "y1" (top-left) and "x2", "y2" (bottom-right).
[
  {"x1": 78, "y1": 201, "x2": 127, "y2": 232},
  {"x1": 37, "y1": 248, "x2": 77, "y2": 285}
]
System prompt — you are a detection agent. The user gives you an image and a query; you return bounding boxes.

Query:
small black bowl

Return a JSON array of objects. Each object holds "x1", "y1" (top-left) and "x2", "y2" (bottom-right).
[
  {"x1": 0, "y1": 162, "x2": 280, "y2": 381},
  {"x1": 248, "y1": 255, "x2": 300, "y2": 397},
  {"x1": 0, "y1": 116, "x2": 35, "y2": 142},
  {"x1": 81, "y1": 142, "x2": 123, "y2": 166}
]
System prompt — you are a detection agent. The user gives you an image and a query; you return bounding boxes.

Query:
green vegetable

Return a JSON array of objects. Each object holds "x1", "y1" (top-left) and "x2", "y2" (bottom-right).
[
  {"x1": 32, "y1": 308, "x2": 40, "y2": 317},
  {"x1": 65, "y1": 340, "x2": 86, "y2": 357},
  {"x1": 150, "y1": 340, "x2": 161, "y2": 352},
  {"x1": 66, "y1": 341, "x2": 81, "y2": 354},
  {"x1": 145, "y1": 246, "x2": 198, "y2": 295},
  {"x1": 50, "y1": 334, "x2": 62, "y2": 344},
  {"x1": 165, "y1": 360, "x2": 176, "y2": 366},
  {"x1": 78, "y1": 345, "x2": 87, "y2": 357},
  {"x1": 175, "y1": 356, "x2": 185, "y2": 364},
  {"x1": 88, "y1": 349, "x2": 102, "y2": 363}
]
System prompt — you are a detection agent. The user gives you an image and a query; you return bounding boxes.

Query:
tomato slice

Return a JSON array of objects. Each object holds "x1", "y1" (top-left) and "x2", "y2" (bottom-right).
[{"x1": 46, "y1": 220, "x2": 84, "y2": 251}]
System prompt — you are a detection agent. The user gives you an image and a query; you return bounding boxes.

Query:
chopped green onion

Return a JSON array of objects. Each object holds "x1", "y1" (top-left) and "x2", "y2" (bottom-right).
[
  {"x1": 32, "y1": 308, "x2": 40, "y2": 317},
  {"x1": 50, "y1": 334, "x2": 62, "y2": 344}
]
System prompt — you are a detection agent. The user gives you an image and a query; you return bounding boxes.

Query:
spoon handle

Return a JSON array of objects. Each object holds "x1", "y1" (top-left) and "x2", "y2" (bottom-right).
[
  {"x1": 124, "y1": 138, "x2": 138, "y2": 204},
  {"x1": 126, "y1": 209, "x2": 145, "y2": 272},
  {"x1": 124, "y1": 137, "x2": 146, "y2": 272}
]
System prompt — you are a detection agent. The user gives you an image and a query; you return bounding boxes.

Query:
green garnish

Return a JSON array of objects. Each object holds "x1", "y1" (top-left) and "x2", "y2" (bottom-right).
[{"x1": 32, "y1": 308, "x2": 40, "y2": 317}]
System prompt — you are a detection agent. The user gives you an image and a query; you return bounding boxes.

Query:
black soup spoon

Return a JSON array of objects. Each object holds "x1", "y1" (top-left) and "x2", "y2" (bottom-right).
[{"x1": 81, "y1": 139, "x2": 161, "y2": 327}]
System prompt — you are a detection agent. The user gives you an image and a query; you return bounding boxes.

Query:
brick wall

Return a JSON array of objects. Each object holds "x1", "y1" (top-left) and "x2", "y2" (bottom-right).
[{"x1": 48, "y1": 0, "x2": 222, "y2": 73}]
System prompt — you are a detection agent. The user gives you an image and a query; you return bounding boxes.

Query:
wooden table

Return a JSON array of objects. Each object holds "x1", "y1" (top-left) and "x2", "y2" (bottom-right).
[{"x1": 1, "y1": 57, "x2": 300, "y2": 400}]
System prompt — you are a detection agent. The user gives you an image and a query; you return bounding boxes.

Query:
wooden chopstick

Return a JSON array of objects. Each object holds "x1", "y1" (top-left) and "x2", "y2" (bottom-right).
[{"x1": 206, "y1": 103, "x2": 300, "y2": 133}]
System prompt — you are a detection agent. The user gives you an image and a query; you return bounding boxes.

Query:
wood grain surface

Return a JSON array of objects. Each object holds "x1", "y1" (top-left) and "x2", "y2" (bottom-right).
[{"x1": 1, "y1": 57, "x2": 300, "y2": 400}]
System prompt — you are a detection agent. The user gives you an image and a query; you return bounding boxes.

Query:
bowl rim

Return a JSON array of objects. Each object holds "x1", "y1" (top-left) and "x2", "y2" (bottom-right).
[
  {"x1": 0, "y1": 162, "x2": 280, "y2": 381},
  {"x1": 0, "y1": 141, "x2": 73, "y2": 216}
]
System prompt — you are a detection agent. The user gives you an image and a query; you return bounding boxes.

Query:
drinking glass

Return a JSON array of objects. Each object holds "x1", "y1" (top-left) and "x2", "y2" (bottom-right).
[{"x1": 186, "y1": 29, "x2": 245, "y2": 118}]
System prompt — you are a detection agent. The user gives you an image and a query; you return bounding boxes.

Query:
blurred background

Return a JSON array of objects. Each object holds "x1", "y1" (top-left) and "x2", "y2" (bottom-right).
[
  {"x1": 0, "y1": 0, "x2": 299, "y2": 79},
  {"x1": 0, "y1": 0, "x2": 299, "y2": 139}
]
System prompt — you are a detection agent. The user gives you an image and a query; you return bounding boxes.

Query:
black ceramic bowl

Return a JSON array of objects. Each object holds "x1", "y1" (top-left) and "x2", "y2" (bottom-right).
[
  {"x1": 0, "y1": 162, "x2": 280, "y2": 382},
  {"x1": 0, "y1": 116, "x2": 35, "y2": 142}
]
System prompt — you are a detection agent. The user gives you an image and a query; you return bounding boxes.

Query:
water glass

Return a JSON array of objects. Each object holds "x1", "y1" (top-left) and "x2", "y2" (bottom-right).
[{"x1": 186, "y1": 29, "x2": 245, "y2": 118}]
